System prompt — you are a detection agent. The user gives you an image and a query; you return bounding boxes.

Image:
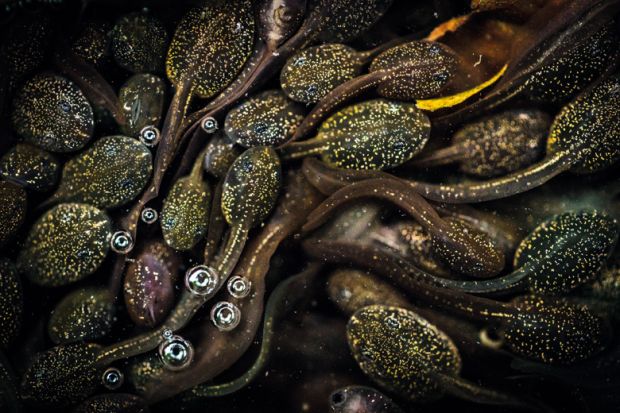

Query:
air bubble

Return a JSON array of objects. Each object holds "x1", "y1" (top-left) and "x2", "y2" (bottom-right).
[
  {"x1": 210, "y1": 301, "x2": 241, "y2": 331},
  {"x1": 185, "y1": 265, "x2": 219, "y2": 296},
  {"x1": 110, "y1": 230, "x2": 134, "y2": 254},
  {"x1": 140, "y1": 207, "x2": 158, "y2": 224},
  {"x1": 201, "y1": 117, "x2": 218, "y2": 134},
  {"x1": 227, "y1": 275, "x2": 252, "y2": 298},
  {"x1": 101, "y1": 367, "x2": 124, "y2": 390},
  {"x1": 158, "y1": 334, "x2": 194, "y2": 371},
  {"x1": 139, "y1": 125, "x2": 161, "y2": 147}
]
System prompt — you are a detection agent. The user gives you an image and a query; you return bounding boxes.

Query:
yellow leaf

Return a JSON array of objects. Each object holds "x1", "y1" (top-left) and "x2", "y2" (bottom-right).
[{"x1": 416, "y1": 64, "x2": 508, "y2": 111}]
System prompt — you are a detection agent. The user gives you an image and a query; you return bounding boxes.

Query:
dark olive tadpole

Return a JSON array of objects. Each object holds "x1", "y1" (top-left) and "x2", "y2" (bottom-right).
[
  {"x1": 203, "y1": 133, "x2": 242, "y2": 179},
  {"x1": 281, "y1": 43, "x2": 366, "y2": 104},
  {"x1": 224, "y1": 89, "x2": 305, "y2": 147},
  {"x1": 291, "y1": 40, "x2": 459, "y2": 140},
  {"x1": 111, "y1": 12, "x2": 168, "y2": 74},
  {"x1": 49, "y1": 135, "x2": 153, "y2": 209},
  {"x1": 304, "y1": 178, "x2": 505, "y2": 278},
  {"x1": 118, "y1": 73, "x2": 166, "y2": 138},
  {"x1": 11, "y1": 73, "x2": 94, "y2": 153},
  {"x1": 73, "y1": 393, "x2": 149, "y2": 413},
  {"x1": 0, "y1": 180, "x2": 26, "y2": 247},
  {"x1": 21, "y1": 342, "x2": 103, "y2": 407},
  {"x1": 317, "y1": 0, "x2": 394, "y2": 42},
  {"x1": 0, "y1": 144, "x2": 60, "y2": 192},
  {"x1": 406, "y1": 72, "x2": 620, "y2": 203},
  {"x1": 0, "y1": 14, "x2": 53, "y2": 93},
  {"x1": 48, "y1": 287, "x2": 116, "y2": 345},
  {"x1": 18, "y1": 203, "x2": 111, "y2": 287},
  {"x1": 160, "y1": 150, "x2": 211, "y2": 251},
  {"x1": 412, "y1": 109, "x2": 550, "y2": 178},
  {"x1": 124, "y1": 242, "x2": 181, "y2": 328},
  {"x1": 434, "y1": 211, "x2": 619, "y2": 295},
  {"x1": 305, "y1": 238, "x2": 610, "y2": 364},
  {"x1": 71, "y1": 21, "x2": 111, "y2": 67},
  {"x1": 280, "y1": 99, "x2": 431, "y2": 170},
  {"x1": 329, "y1": 386, "x2": 405, "y2": 413},
  {"x1": 0, "y1": 259, "x2": 22, "y2": 348},
  {"x1": 327, "y1": 268, "x2": 409, "y2": 316},
  {"x1": 347, "y1": 305, "x2": 545, "y2": 410}
]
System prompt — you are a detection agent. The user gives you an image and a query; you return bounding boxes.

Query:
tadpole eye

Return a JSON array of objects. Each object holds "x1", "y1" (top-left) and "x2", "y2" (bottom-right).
[
  {"x1": 330, "y1": 390, "x2": 346, "y2": 406},
  {"x1": 59, "y1": 100, "x2": 71, "y2": 113},
  {"x1": 432, "y1": 71, "x2": 449, "y2": 83},
  {"x1": 253, "y1": 122, "x2": 269, "y2": 134}
]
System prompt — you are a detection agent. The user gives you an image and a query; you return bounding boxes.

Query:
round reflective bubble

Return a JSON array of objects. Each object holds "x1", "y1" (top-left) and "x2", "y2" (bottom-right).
[
  {"x1": 210, "y1": 301, "x2": 241, "y2": 331},
  {"x1": 140, "y1": 207, "x2": 158, "y2": 224},
  {"x1": 139, "y1": 125, "x2": 161, "y2": 147},
  {"x1": 227, "y1": 275, "x2": 252, "y2": 298},
  {"x1": 101, "y1": 367, "x2": 124, "y2": 390},
  {"x1": 110, "y1": 230, "x2": 134, "y2": 254},
  {"x1": 158, "y1": 335, "x2": 194, "y2": 371},
  {"x1": 185, "y1": 265, "x2": 219, "y2": 296},
  {"x1": 202, "y1": 116, "x2": 219, "y2": 133}
]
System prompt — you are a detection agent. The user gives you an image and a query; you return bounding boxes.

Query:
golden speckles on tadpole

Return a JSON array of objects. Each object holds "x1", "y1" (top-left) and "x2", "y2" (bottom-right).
[
  {"x1": 71, "y1": 21, "x2": 112, "y2": 67},
  {"x1": 327, "y1": 269, "x2": 409, "y2": 316},
  {"x1": 18, "y1": 203, "x2": 111, "y2": 287},
  {"x1": 166, "y1": 1, "x2": 255, "y2": 99},
  {"x1": 318, "y1": 0, "x2": 393, "y2": 42},
  {"x1": 21, "y1": 342, "x2": 103, "y2": 407},
  {"x1": 124, "y1": 242, "x2": 180, "y2": 328},
  {"x1": 74, "y1": 393, "x2": 149, "y2": 413},
  {"x1": 281, "y1": 44, "x2": 364, "y2": 103},
  {"x1": 119, "y1": 74, "x2": 166, "y2": 137},
  {"x1": 111, "y1": 13, "x2": 168, "y2": 74},
  {"x1": 0, "y1": 144, "x2": 60, "y2": 192},
  {"x1": 0, "y1": 259, "x2": 22, "y2": 348},
  {"x1": 283, "y1": 99, "x2": 430, "y2": 170},
  {"x1": 347, "y1": 305, "x2": 460, "y2": 401},
  {"x1": 53, "y1": 135, "x2": 153, "y2": 209},
  {"x1": 160, "y1": 162, "x2": 211, "y2": 251},
  {"x1": 450, "y1": 109, "x2": 550, "y2": 178},
  {"x1": 0, "y1": 14, "x2": 53, "y2": 92},
  {"x1": 225, "y1": 89, "x2": 305, "y2": 147},
  {"x1": 514, "y1": 211, "x2": 618, "y2": 295},
  {"x1": 523, "y1": 22, "x2": 619, "y2": 104},
  {"x1": 0, "y1": 180, "x2": 26, "y2": 247},
  {"x1": 548, "y1": 72, "x2": 620, "y2": 173},
  {"x1": 11, "y1": 74, "x2": 94, "y2": 153},
  {"x1": 48, "y1": 287, "x2": 116, "y2": 345},
  {"x1": 203, "y1": 133, "x2": 241, "y2": 179},
  {"x1": 505, "y1": 295, "x2": 610, "y2": 364},
  {"x1": 369, "y1": 40, "x2": 459, "y2": 100},
  {"x1": 222, "y1": 146, "x2": 282, "y2": 227},
  {"x1": 431, "y1": 217, "x2": 505, "y2": 278}
]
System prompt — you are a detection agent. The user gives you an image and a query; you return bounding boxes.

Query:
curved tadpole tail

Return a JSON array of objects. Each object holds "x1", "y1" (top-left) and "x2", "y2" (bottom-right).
[
  {"x1": 173, "y1": 264, "x2": 322, "y2": 403},
  {"x1": 289, "y1": 70, "x2": 386, "y2": 141},
  {"x1": 301, "y1": 157, "x2": 387, "y2": 196},
  {"x1": 410, "y1": 143, "x2": 467, "y2": 169},
  {"x1": 407, "y1": 151, "x2": 572, "y2": 204},
  {"x1": 434, "y1": 372, "x2": 554, "y2": 413},
  {"x1": 433, "y1": 265, "x2": 530, "y2": 295}
]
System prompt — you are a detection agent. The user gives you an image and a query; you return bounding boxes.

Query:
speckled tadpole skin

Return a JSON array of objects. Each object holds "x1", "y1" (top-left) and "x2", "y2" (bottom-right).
[
  {"x1": 166, "y1": 1, "x2": 255, "y2": 99},
  {"x1": 119, "y1": 74, "x2": 166, "y2": 137},
  {"x1": 347, "y1": 305, "x2": 461, "y2": 402},
  {"x1": 281, "y1": 44, "x2": 364, "y2": 104},
  {"x1": 111, "y1": 12, "x2": 168, "y2": 74},
  {"x1": 54, "y1": 135, "x2": 153, "y2": 209},
  {"x1": 0, "y1": 181, "x2": 26, "y2": 247},
  {"x1": 48, "y1": 287, "x2": 116, "y2": 344},
  {"x1": 73, "y1": 393, "x2": 149, "y2": 413},
  {"x1": 514, "y1": 211, "x2": 618, "y2": 295},
  {"x1": 21, "y1": 342, "x2": 103, "y2": 407},
  {"x1": 0, "y1": 259, "x2": 22, "y2": 348},
  {"x1": 18, "y1": 203, "x2": 111, "y2": 287},
  {"x1": 0, "y1": 143, "x2": 60, "y2": 192},
  {"x1": 225, "y1": 89, "x2": 305, "y2": 147},
  {"x1": 11, "y1": 74, "x2": 94, "y2": 153}
]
